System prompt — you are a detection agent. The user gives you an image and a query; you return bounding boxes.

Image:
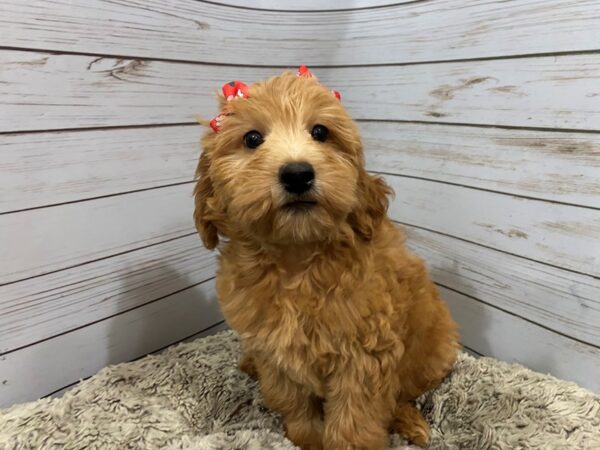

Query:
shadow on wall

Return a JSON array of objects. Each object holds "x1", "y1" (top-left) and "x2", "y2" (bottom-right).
[
  {"x1": 432, "y1": 258, "x2": 559, "y2": 376},
  {"x1": 105, "y1": 262, "x2": 220, "y2": 377},
  {"x1": 435, "y1": 257, "x2": 492, "y2": 356},
  {"x1": 46, "y1": 261, "x2": 221, "y2": 401}
]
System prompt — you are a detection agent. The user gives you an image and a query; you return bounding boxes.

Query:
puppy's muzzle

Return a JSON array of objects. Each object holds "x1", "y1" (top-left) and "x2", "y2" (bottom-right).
[{"x1": 279, "y1": 162, "x2": 315, "y2": 195}]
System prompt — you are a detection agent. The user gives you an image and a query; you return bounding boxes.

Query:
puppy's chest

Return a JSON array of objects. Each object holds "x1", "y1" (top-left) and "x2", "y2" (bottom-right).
[
  {"x1": 221, "y1": 259, "x2": 401, "y2": 392},
  {"x1": 256, "y1": 307, "x2": 341, "y2": 393},
  {"x1": 252, "y1": 288, "x2": 384, "y2": 379}
]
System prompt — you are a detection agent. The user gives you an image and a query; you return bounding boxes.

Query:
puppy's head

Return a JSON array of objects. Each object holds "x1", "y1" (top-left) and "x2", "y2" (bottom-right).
[{"x1": 194, "y1": 69, "x2": 391, "y2": 249}]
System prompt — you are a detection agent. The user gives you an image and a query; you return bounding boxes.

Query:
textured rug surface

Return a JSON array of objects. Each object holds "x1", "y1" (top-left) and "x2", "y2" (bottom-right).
[{"x1": 1, "y1": 330, "x2": 598, "y2": 450}]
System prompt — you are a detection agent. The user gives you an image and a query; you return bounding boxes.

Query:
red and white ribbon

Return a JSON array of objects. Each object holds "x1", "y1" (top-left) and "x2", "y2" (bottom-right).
[{"x1": 210, "y1": 66, "x2": 341, "y2": 133}]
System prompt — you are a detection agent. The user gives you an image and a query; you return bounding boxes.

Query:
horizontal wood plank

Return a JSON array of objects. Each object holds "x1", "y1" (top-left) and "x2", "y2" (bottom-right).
[
  {"x1": 3, "y1": 51, "x2": 600, "y2": 132},
  {"x1": 3, "y1": 121, "x2": 597, "y2": 212},
  {"x1": 0, "y1": 51, "x2": 242, "y2": 132},
  {"x1": 0, "y1": 278, "x2": 221, "y2": 408},
  {"x1": 441, "y1": 287, "x2": 600, "y2": 392},
  {"x1": 2, "y1": 1, "x2": 599, "y2": 65},
  {"x1": 0, "y1": 235, "x2": 215, "y2": 354},
  {"x1": 215, "y1": 0, "x2": 413, "y2": 10},
  {"x1": 0, "y1": 125, "x2": 201, "y2": 213},
  {"x1": 362, "y1": 122, "x2": 600, "y2": 209},
  {"x1": 329, "y1": 56, "x2": 600, "y2": 131},
  {"x1": 403, "y1": 225, "x2": 600, "y2": 347},
  {"x1": 385, "y1": 176, "x2": 600, "y2": 277},
  {"x1": 0, "y1": 183, "x2": 195, "y2": 285},
  {"x1": 7, "y1": 280, "x2": 594, "y2": 405}
]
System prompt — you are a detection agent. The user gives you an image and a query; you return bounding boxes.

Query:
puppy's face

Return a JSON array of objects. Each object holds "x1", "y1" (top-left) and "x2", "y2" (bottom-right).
[{"x1": 195, "y1": 72, "x2": 389, "y2": 248}]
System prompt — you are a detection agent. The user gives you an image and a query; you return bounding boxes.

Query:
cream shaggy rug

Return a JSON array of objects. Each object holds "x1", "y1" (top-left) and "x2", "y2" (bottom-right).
[{"x1": 1, "y1": 330, "x2": 598, "y2": 450}]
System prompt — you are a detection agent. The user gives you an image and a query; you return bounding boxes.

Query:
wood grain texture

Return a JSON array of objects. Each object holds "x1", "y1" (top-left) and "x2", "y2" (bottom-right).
[
  {"x1": 2, "y1": 121, "x2": 597, "y2": 212},
  {"x1": 2, "y1": 0, "x2": 599, "y2": 405},
  {"x1": 0, "y1": 235, "x2": 215, "y2": 354},
  {"x1": 0, "y1": 183, "x2": 195, "y2": 285},
  {"x1": 0, "y1": 125, "x2": 201, "y2": 213},
  {"x1": 328, "y1": 57, "x2": 600, "y2": 130},
  {"x1": 213, "y1": 0, "x2": 413, "y2": 10},
  {"x1": 0, "y1": 51, "x2": 240, "y2": 132},
  {"x1": 442, "y1": 287, "x2": 600, "y2": 392},
  {"x1": 403, "y1": 225, "x2": 600, "y2": 347},
  {"x1": 362, "y1": 122, "x2": 600, "y2": 208},
  {"x1": 3, "y1": 51, "x2": 600, "y2": 132},
  {"x1": 386, "y1": 176, "x2": 600, "y2": 278},
  {"x1": 2, "y1": 0, "x2": 599, "y2": 65},
  {"x1": 0, "y1": 278, "x2": 221, "y2": 408}
]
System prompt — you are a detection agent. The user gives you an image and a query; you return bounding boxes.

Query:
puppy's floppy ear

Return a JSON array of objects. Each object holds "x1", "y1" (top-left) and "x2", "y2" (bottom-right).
[
  {"x1": 193, "y1": 137, "x2": 219, "y2": 250},
  {"x1": 347, "y1": 168, "x2": 392, "y2": 241}
]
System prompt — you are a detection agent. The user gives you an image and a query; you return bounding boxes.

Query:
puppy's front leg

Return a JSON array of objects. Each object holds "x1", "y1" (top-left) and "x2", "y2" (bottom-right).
[
  {"x1": 323, "y1": 357, "x2": 396, "y2": 450},
  {"x1": 256, "y1": 363, "x2": 324, "y2": 450}
]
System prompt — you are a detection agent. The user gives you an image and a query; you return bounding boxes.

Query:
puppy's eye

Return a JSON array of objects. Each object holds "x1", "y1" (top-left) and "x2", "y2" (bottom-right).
[
  {"x1": 311, "y1": 124, "x2": 328, "y2": 142},
  {"x1": 244, "y1": 130, "x2": 264, "y2": 149}
]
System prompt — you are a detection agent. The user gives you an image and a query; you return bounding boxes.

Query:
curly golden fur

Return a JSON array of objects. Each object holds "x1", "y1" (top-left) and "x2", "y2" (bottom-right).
[{"x1": 194, "y1": 71, "x2": 459, "y2": 450}]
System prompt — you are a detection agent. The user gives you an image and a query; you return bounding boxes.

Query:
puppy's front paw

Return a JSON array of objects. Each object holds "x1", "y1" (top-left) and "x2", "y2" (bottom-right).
[
  {"x1": 284, "y1": 417, "x2": 324, "y2": 450},
  {"x1": 297, "y1": 444, "x2": 323, "y2": 450},
  {"x1": 392, "y1": 402, "x2": 431, "y2": 447},
  {"x1": 403, "y1": 425, "x2": 430, "y2": 448}
]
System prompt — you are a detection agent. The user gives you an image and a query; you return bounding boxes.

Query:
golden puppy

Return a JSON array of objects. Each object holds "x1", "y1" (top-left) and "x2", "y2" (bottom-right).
[{"x1": 194, "y1": 68, "x2": 459, "y2": 450}]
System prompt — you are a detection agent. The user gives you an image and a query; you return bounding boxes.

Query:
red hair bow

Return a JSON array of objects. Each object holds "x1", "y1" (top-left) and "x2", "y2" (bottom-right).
[
  {"x1": 210, "y1": 66, "x2": 341, "y2": 133},
  {"x1": 210, "y1": 80, "x2": 250, "y2": 132},
  {"x1": 222, "y1": 80, "x2": 249, "y2": 102},
  {"x1": 297, "y1": 64, "x2": 313, "y2": 77},
  {"x1": 209, "y1": 114, "x2": 226, "y2": 133},
  {"x1": 297, "y1": 64, "x2": 341, "y2": 101}
]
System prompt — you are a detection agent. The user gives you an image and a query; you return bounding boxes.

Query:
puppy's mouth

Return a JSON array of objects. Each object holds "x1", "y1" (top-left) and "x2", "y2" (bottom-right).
[{"x1": 282, "y1": 199, "x2": 318, "y2": 212}]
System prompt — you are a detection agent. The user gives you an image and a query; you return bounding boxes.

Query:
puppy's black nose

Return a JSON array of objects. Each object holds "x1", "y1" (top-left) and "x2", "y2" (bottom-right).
[{"x1": 279, "y1": 162, "x2": 315, "y2": 194}]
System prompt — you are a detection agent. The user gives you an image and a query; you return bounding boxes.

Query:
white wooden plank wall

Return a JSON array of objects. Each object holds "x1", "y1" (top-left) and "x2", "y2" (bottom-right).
[{"x1": 1, "y1": 0, "x2": 599, "y2": 407}]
